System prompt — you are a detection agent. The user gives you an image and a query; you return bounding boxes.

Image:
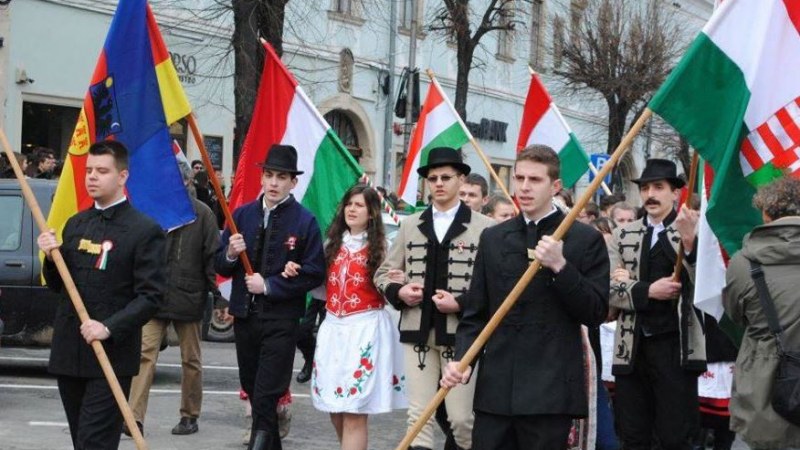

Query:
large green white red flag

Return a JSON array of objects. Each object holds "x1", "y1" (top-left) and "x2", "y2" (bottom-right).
[
  {"x1": 397, "y1": 82, "x2": 470, "y2": 206},
  {"x1": 649, "y1": 0, "x2": 800, "y2": 255},
  {"x1": 228, "y1": 42, "x2": 363, "y2": 233},
  {"x1": 517, "y1": 72, "x2": 590, "y2": 188}
]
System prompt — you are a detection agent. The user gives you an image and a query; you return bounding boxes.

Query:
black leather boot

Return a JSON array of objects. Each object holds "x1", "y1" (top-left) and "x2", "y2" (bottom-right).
[{"x1": 248, "y1": 430, "x2": 269, "y2": 450}]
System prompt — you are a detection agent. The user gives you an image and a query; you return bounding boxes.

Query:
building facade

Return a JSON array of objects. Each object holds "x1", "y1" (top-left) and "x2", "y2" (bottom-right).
[{"x1": 1, "y1": 0, "x2": 713, "y2": 200}]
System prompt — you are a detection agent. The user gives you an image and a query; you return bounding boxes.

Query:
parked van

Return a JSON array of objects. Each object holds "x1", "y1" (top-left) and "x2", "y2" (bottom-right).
[{"x1": 0, "y1": 179, "x2": 59, "y2": 346}]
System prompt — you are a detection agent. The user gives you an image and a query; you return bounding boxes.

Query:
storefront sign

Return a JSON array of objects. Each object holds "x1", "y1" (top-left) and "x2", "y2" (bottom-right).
[
  {"x1": 170, "y1": 51, "x2": 198, "y2": 85},
  {"x1": 466, "y1": 118, "x2": 508, "y2": 143}
]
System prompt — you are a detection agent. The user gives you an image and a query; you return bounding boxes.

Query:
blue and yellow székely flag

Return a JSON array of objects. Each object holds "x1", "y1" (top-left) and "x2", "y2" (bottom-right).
[{"x1": 48, "y1": 0, "x2": 194, "y2": 237}]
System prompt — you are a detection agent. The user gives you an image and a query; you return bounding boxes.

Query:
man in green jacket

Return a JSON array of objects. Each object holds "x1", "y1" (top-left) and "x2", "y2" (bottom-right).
[
  {"x1": 724, "y1": 176, "x2": 800, "y2": 450},
  {"x1": 127, "y1": 160, "x2": 225, "y2": 436}
]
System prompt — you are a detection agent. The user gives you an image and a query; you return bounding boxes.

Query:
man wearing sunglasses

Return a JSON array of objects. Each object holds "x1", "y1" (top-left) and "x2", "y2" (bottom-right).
[{"x1": 375, "y1": 147, "x2": 495, "y2": 450}]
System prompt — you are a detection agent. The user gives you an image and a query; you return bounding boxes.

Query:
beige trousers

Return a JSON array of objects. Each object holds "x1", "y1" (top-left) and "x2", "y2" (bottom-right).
[
  {"x1": 403, "y1": 330, "x2": 475, "y2": 449},
  {"x1": 129, "y1": 319, "x2": 203, "y2": 422}
]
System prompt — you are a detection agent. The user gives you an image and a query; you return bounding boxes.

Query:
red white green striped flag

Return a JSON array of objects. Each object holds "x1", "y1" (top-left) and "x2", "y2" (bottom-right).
[
  {"x1": 228, "y1": 42, "x2": 363, "y2": 233},
  {"x1": 649, "y1": 0, "x2": 800, "y2": 254},
  {"x1": 517, "y1": 72, "x2": 590, "y2": 188},
  {"x1": 397, "y1": 81, "x2": 470, "y2": 206}
]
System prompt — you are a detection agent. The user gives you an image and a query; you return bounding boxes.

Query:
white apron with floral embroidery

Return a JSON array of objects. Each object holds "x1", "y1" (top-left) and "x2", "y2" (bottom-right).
[{"x1": 311, "y1": 308, "x2": 407, "y2": 413}]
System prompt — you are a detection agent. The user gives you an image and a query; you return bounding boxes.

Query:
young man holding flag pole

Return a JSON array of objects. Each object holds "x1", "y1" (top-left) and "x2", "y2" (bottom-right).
[
  {"x1": 29, "y1": 0, "x2": 205, "y2": 447},
  {"x1": 1, "y1": 133, "x2": 156, "y2": 450}
]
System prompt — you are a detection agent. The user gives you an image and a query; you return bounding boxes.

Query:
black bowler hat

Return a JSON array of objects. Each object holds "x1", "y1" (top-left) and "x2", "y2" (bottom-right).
[
  {"x1": 258, "y1": 144, "x2": 304, "y2": 175},
  {"x1": 416, "y1": 147, "x2": 471, "y2": 177},
  {"x1": 631, "y1": 158, "x2": 685, "y2": 188}
]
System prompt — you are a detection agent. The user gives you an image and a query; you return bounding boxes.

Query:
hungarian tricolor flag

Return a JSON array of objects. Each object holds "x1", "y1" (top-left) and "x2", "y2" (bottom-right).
[
  {"x1": 517, "y1": 72, "x2": 590, "y2": 188},
  {"x1": 228, "y1": 41, "x2": 363, "y2": 234},
  {"x1": 649, "y1": 0, "x2": 800, "y2": 255},
  {"x1": 47, "y1": 0, "x2": 195, "y2": 235},
  {"x1": 396, "y1": 81, "x2": 470, "y2": 206}
]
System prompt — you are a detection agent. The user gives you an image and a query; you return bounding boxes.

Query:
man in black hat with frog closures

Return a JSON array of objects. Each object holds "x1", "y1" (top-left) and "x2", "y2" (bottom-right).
[
  {"x1": 216, "y1": 144, "x2": 325, "y2": 450},
  {"x1": 607, "y1": 158, "x2": 705, "y2": 450}
]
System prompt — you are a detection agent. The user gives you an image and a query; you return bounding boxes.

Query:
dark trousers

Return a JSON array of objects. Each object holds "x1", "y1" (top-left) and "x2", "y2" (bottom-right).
[
  {"x1": 472, "y1": 411, "x2": 572, "y2": 450},
  {"x1": 614, "y1": 333, "x2": 699, "y2": 450},
  {"x1": 596, "y1": 378, "x2": 620, "y2": 450},
  {"x1": 235, "y1": 316, "x2": 297, "y2": 449},
  {"x1": 296, "y1": 299, "x2": 325, "y2": 362},
  {"x1": 57, "y1": 375, "x2": 132, "y2": 450}
]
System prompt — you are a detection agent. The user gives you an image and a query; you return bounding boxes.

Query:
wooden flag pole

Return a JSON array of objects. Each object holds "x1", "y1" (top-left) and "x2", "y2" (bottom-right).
[
  {"x1": 588, "y1": 161, "x2": 614, "y2": 196},
  {"x1": 187, "y1": 114, "x2": 254, "y2": 276},
  {"x1": 672, "y1": 151, "x2": 700, "y2": 282},
  {"x1": 0, "y1": 131, "x2": 149, "y2": 450},
  {"x1": 394, "y1": 108, "x2": 654, "y2": 450},
  {"x1": 425, "y1": 69, "x2": 518, "y2": 213},
  {"x1": 526, "y1": 66, "x2": 613, "y2": 196}
]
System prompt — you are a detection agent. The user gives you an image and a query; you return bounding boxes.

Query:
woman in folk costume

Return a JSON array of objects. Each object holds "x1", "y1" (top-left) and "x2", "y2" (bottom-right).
[{"x1": 285, "y1": 184, "x2": 406, "y2": 450}]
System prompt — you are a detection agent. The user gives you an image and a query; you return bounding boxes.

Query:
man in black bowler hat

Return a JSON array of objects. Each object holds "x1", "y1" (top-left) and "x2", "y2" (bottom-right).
[
  {"x1": 375, "y1": 147, "x2": 495, "y2": 450},
  {"x1": 216, "y1": 144, "x2": 325, "y2": 450},
  {"x1": 607, "y1": 158, "x2": 705, "y2": 450}
]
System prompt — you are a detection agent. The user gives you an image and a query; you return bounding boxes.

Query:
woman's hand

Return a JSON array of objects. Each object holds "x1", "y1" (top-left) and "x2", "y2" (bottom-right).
[{"x1": 282, "y1": 261, "x2": 301, "y2": 278}]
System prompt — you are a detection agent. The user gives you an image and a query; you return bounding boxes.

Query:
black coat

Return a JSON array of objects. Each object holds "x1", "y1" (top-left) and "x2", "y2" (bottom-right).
[
  {"x1": 44, "y1": 201, "x2": 166, "y2": 378},
  {"x1": 215, "y1": 195, "x2": 325, "y2": 320},
  {"x1": 455, "y1": 212, "x2": 609, "y2": 417}
]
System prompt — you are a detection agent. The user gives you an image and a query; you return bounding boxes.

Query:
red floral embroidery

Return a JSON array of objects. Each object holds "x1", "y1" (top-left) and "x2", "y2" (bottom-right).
[
  {"x1": 334, "y1": 342, "x2": 374, "y2": 399},
  {"x1": 392, "y1": 374, "x2": 405, "y2": 392}
]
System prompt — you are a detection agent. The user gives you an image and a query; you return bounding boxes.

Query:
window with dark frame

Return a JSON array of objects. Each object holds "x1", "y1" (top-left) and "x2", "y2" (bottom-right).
[
  {"x1": 324, "y1": 110, "x2": 362, "y2": 160},
  {"x1": 333, "y1": 0, "x2": 352, "y2": 14}
]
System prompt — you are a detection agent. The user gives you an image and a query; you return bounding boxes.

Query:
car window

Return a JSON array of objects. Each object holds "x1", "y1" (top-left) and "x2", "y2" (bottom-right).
[{"x1": 0, "y1": 195, "x2": 24, "y2": 251}]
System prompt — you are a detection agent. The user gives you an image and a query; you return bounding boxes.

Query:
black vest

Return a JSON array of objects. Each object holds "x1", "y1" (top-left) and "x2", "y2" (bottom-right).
[{"x1": 638, "y1": 211, "x2": 680, "y2": 337}]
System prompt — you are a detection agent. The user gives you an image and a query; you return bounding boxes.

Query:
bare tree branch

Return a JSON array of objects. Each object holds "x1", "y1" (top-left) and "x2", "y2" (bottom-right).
[
  {"x1": 428, "y1": 0, "x2": 522, "y2": 120},
  {"x1": 551, "y1": 0, "x2": 687, "y2": 190}
]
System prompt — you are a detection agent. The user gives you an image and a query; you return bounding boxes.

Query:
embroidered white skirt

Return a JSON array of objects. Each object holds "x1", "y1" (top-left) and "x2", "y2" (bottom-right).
[{"x1": 311, "y1": 308, "x2": 408, "y2": 414}]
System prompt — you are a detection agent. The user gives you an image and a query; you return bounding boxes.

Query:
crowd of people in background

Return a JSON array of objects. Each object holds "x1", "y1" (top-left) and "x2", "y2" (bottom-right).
[{"x1": 0, "y1": 146, "x2": 60, "y2": 179}]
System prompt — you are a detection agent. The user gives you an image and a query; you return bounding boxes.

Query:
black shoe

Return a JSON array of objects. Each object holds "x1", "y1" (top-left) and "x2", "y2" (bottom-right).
[
  {"x1": 171, "y1": 417, "x2": 198, "y2": 435},
  {"x1": 122, "y1": 420, "x2": 143, "y2": 437},
  {"x1": 295, "y1": 360, "x2": 312, "y2": 383},
  {"x1": 248, "y1": 430, "x2": 269, "y2": 450}
]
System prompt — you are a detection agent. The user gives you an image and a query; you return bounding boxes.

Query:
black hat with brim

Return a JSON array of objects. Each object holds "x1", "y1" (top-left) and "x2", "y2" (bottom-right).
[
  {"x1": 258, "y1": 144, "x2": 304, "y2": 175},
  {"x1": 631, "y1": 158, "x2": 685, "y2": 188},
  {"x1": 416, "y1": 147, "x2": 471, "y2": 177}
]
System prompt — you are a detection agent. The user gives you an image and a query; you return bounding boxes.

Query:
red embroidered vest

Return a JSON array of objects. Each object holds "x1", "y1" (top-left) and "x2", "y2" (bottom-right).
[{"x1": 326, "y1": 246, "x2": 384, "y2": 317}]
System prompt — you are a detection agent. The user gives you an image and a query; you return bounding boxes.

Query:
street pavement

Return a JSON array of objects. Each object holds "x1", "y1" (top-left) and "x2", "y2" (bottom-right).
[
  {"x1": 0, "y1": 341, "x2": 750, "y2": 449},
  {"x1": 0, "y1": 341, "x2": 432, "y2": 450}
]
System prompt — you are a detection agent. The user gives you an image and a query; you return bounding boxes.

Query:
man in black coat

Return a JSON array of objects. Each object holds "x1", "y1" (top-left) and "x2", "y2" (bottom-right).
[
  {"x1": 216, "y1": 144, "x2": 325, "y2": 450},
  {"x1": 38, "y1": 140, "x2": 165, "y2": 450},
  {"x1": 442, "y1": 145, "x2": 609, "y2": 450},
  {"x1": 127, "y1": 160, "x2": 223, "y2": 436}
]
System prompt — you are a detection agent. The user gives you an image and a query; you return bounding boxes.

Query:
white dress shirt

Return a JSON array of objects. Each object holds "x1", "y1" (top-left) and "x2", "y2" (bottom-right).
[{"x1": 432, "y1": 203, "x2": 460, "y2": 243}]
